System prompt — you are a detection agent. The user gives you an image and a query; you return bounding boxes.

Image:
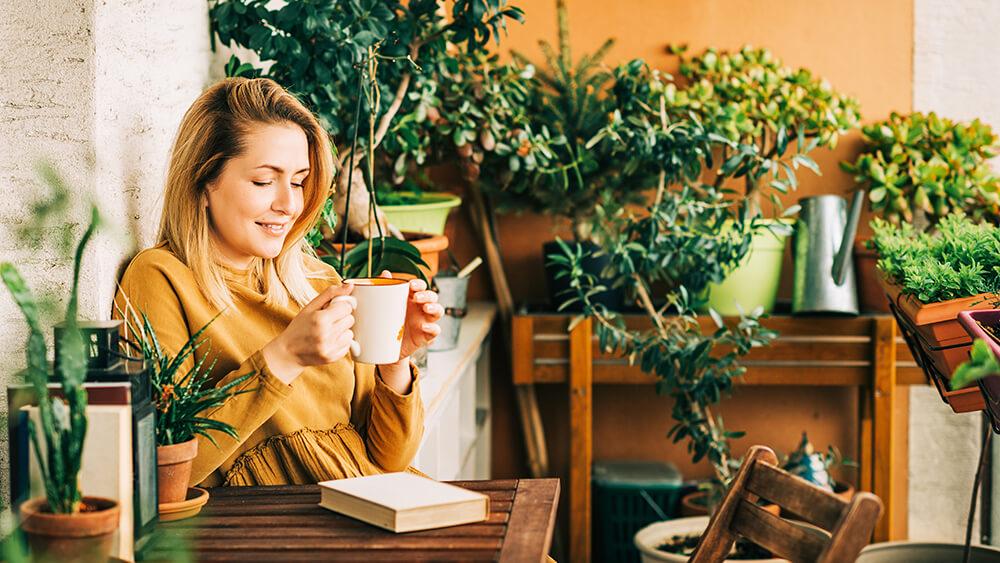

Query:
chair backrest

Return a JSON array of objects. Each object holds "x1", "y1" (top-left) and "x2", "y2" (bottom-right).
[{"x1": 690, "y1": 445, "x2": 883, "y2": 563}]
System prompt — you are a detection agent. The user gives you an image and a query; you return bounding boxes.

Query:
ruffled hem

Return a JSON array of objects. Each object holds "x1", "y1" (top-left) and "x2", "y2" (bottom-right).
[{"x1": 223, "y1": 424, "x2": 421, "y2": 486}]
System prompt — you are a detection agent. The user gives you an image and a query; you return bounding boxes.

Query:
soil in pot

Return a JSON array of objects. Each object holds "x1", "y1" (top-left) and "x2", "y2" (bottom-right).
[
  {"x1": 658, "y1": 533, "x2": 773, "y2": 560},
  {"x1": 20, "y1": 496, "x2": 121, "y2": 563}
]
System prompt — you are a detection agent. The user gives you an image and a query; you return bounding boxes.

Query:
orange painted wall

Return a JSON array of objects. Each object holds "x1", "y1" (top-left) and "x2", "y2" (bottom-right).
[{"x1": 437, "y1": 0, "x2": 914, "y2": 544}]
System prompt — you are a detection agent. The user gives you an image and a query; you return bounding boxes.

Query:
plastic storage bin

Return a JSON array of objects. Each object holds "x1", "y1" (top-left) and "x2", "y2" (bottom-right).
[{"x1": 592, "y1": 460, "x2": 683, "y2": 563}]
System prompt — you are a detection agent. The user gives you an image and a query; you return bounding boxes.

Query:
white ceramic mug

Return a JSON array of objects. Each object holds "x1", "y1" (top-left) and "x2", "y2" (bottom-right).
[{"x1": 337, "y1": 277, "x2": 410, "y2": 364}]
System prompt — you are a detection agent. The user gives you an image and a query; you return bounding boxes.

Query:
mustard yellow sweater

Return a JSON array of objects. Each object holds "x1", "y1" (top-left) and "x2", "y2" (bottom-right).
[{"x1": 113, "y1": 244, "x2": 424, "y2": 487}]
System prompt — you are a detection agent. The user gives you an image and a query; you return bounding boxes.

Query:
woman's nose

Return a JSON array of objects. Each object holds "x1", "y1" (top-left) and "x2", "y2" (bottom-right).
[{"x1": 272, "y1": 181, "x2": 296, "y2": 214}]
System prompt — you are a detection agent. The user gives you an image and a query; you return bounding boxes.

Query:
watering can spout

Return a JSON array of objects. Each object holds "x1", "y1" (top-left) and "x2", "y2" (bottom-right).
[{"x1": 831, "y1": 190, "x2": 866, "y2": 286}]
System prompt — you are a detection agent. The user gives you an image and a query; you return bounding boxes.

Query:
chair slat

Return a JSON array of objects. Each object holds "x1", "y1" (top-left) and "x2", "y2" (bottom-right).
[
  {"x1": 730, "y1": 499, "x2": 825, "y2": 563},
  {"x1": 746, "y1": 462, "x2": 846, "y2": 530}
]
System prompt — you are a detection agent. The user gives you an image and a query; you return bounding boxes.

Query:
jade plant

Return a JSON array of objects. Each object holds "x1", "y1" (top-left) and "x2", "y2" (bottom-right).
[
  {"x1": 841, "y1": 111, "x2": 1000, "y2": 229},
  {"x1": 211, "y1": 0, "x2": 524, "y2": 246},
  {"x1": 664, "y1": 45, "x2": 862, "y2": 214},
  {"x1": 870, "y1": 212, "x2": 1000, "y2": 304},
  {"x1": 1, "y1": 170, "x2": 100, "y2": 514}
]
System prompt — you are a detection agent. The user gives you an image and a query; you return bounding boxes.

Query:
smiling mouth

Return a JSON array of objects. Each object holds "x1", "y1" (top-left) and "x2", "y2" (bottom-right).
[{"x1": 257, "y1": 222, "x2": 289, "y2": 235}]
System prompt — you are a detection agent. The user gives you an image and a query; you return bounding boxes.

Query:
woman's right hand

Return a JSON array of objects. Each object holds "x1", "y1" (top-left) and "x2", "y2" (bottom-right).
[{"x1": 262, "y1": 282, "x2": 356, "y2": 385}]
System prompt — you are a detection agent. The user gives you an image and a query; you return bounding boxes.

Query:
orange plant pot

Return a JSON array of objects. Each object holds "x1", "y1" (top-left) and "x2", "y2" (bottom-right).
[
  {"x1": 19, "y1": 496, "x2": 120, "y2": 563},
  {"x1": 157, "y1": 438, "x2": 199, "y2": 505},
  {"x1": 877, "y1": 270, "x2": 990, "y2": 412}
]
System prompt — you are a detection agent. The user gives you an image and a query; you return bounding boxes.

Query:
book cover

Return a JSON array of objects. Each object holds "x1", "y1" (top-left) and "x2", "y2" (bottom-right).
[{"x1": 317, "y1": 472, "x2": 490, "y2": 533}]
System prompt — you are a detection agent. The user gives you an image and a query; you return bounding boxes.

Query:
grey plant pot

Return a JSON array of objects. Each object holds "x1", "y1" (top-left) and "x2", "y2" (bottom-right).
[{"x1": 857, "y1": 541, "x2": 1000, "y2": 562}]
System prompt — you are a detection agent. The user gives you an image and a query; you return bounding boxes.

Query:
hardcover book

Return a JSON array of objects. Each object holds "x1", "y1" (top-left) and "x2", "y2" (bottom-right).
[{"x1": 317, "y1": 472, "x2": 490, "y2": 533}]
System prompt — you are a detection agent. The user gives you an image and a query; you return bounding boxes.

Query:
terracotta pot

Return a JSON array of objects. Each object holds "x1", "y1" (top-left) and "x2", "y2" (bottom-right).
[
  {"x1": 323, "y1": 232, "x2": 447, "y2": 280},
  {"x1": 854, "y1": 238, "x2": 891, "y2": 315},
  {"x1": 157, "y1": 438, "x2": 198, "y2": 505},
  {"x1": 680, "y1": 490, "x2": 779, "y2": 517},
  {"x1": 19, "y1": 496, "x2": 120, "y2": 563},
  {"x1": 877, "y1": 271, "x2": 988, "y2": 411}
]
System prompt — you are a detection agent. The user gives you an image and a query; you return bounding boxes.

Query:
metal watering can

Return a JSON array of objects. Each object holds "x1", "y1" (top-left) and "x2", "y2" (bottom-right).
[{"x1": 791, "y1": 192, "x2": 865, "y2": 315}]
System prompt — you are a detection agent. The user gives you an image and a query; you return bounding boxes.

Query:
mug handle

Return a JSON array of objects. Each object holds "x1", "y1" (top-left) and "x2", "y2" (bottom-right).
[{"x1": 331, "y1": 295, "x2": 362, "y2": 357}]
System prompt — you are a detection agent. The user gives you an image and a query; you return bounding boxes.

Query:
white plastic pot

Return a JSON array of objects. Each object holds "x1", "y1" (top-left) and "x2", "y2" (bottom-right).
[
  {"x1": 633, "y1": 516, "x2": 793, "y2": 563},
  {"x1": 857, "y1": 541, "x2": 1000, "y2": 562}
]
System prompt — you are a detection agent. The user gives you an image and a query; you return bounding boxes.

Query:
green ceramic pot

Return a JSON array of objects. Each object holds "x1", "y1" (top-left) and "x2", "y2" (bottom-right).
[
  {"x1": 380, "y1": 192, "x2": 462, "y2": 235},
  {"x1": 703, "y1": 220, "x2": 791, "y2": 316}
]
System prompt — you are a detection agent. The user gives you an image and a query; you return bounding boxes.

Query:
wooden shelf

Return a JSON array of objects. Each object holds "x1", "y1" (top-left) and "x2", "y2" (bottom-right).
[{"x1": 513, "y1": 312, "x2": 922, "y2": 563}]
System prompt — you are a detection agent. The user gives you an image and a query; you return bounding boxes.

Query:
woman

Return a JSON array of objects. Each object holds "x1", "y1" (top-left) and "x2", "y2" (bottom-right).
[{"x1": 114, "y1": 77, "x2": 442, "y2": 487}]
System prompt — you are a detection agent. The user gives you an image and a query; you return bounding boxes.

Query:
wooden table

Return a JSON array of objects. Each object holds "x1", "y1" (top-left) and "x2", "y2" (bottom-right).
[
  {"x1": 156, "y1": 479, "x2": 560, "y2": 562},
  {"x1": 512, "y1": 312, "x2": 925, "y2": 563}
]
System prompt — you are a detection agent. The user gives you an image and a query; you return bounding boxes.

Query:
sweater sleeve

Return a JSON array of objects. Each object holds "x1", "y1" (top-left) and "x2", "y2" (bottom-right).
[
  {"x1": 350, "y1": 363, "x2": 425, "y2": 472},
  {"x1": 113, "y1": 250, "x2": 294, "y2": 485}
]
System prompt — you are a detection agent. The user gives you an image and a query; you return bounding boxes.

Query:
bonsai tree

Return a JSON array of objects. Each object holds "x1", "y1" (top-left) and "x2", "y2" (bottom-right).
[
  {"x1": 550, "y1": 107, "x2": 777, "y2": 498},
  {"x1": 210, "y1": 0, "x2": 525, "y2": 246},
  {"x1": 663, "y1": 45, "x2": 862, "y2": 215},
  {"x1": 840, "y1": 111, "x2": 1000, "y2": 230}
]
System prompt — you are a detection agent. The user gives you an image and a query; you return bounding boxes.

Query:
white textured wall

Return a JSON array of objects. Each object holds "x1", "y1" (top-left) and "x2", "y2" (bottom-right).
[
  {"x1": 911, "y1": 0, "x2": 1000, "y2": 543},
  {"x1": 0, "y1": 0, "x2": 213, "y2": 525}
]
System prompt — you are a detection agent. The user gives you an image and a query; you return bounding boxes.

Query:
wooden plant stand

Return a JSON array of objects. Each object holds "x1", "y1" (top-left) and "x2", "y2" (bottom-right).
[{"x1": 512, "y1": 312, "x2": 925, "y2": 563}]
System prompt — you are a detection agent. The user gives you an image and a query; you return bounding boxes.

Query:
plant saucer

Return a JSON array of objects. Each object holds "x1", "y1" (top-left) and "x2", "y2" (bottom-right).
[{"x1": 159, "y1": 486, "x2": 209, "y2": 522}]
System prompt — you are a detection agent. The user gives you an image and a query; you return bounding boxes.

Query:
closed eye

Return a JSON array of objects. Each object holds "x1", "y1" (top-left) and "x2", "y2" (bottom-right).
[{"x1": 253, "y1": 180, "x2": 272, "y2": 187}]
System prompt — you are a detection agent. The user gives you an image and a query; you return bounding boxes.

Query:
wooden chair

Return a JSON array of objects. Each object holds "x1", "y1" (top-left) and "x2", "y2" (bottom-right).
[{"x1": 690, "y1": 445, "x2": 883, "y2": 563}]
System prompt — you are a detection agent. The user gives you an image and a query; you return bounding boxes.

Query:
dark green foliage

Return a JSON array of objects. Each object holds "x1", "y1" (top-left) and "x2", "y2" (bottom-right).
[
  {"x1": 120, "y1": 309, "x2": 255, "y2": 447},
  {"x1": 871, "y1": 212, "x2": 1000, "y2": 303},
  {"x1": 331, "y1": 236, "x2": 429, "y2": 282},
  {"x1": 551, "y1": 176, "x2": 777, "y2": 490},
  {"x1": 841, "y1": 111, "x2": 1000, "y2": 227},
  {"x1": 1, "y1": 170, "x2": 100, "y2": 513}
]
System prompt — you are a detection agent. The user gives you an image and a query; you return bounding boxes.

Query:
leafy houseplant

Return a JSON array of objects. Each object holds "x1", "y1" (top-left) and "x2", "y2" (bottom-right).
[
  {"x1": 841, "y1": 111, "x2": 1000, "y2": 229},
  {"x1": 2, "y1": 187, "x2": 121, "y2": 561},
  {"x1": 118, "y1": 305, "x2": 255, "y2": 505},
  {"x1": 551, "y1": 111, "x2": 776, "y2": 502},
  {"x1": 660, "y1": 45, "x2": 862, "y2": 315},
  {"x1": 210, "y1": 0, "x2": 524, "y2": 277},
  {"x1": 871, "y1": 212, "x2": 1000, "y2": 412}
]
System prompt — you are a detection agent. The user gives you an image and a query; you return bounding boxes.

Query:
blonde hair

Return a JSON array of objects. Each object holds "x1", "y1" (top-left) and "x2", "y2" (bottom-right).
[{"x1": 159, "y1": 77, "x2": 334, "y2": 311}]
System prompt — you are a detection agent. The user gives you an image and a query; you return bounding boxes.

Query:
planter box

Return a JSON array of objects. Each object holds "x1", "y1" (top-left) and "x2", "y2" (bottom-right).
[
  {"x1": 877, "y1": 271, "x2": 990, "y2": 412},
  {"x1": 957, "y1": 309, "x2": 1000, "y2": 431}
]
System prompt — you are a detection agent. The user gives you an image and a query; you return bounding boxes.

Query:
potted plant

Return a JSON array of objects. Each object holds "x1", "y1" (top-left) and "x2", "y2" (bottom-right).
[
  {"x1": 210, "y1": 0, "x2": 524, "y2": 275},
  {"x1": 841, "y1": 111, "x2": 1000, "y2": 313},
  {"x1": 661, "y1": 45, "x2": 862, "y2": 315},
  {"x1": 870, "y1": 212, "x2": 1000, "y2": 412},
  {"x1": 466, "y1": 0, "x2": 670, "y2": 309},
  {"x1": 118, "y1": 306, "x2": 255, "y2": 513},
  {"x1": 548, "y1": 96, "x2": 782, "y2": 558},
  {"x1": 2, "y1": 192, "x2": 121, "y2": 562}
]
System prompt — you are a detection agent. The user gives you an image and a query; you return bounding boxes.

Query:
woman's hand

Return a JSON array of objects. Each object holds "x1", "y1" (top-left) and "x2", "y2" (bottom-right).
[
  {"x1": 376, "y1": 271, "x2": 443, "y2": 394},
  {"x1": 395, "y1": 274, "x2": 444, "y2": 360},
  {"x1": 261, "y1": 282, "x2": 357, "y2": 385}
]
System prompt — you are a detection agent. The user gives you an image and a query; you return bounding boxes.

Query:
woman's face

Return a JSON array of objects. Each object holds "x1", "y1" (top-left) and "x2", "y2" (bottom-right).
[{"x1": 205, "y1": 122, "x2": 310, "y2": 269}]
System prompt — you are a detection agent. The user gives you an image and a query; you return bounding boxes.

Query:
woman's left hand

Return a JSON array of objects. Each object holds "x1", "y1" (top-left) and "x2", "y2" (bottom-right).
[{"x1": 383, "y1": 271, "x2": 443, "y2": 360}]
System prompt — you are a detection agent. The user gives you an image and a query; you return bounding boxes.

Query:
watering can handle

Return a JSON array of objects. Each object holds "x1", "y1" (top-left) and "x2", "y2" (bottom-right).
[{"x1": 832, "y1": 190, "x2": 866, "y2": 286}]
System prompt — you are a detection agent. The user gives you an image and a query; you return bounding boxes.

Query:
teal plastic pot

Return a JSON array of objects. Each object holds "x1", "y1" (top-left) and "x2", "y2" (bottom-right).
[
  {"x1": 380, "y1": 192, "x2": 462, "y2": 235},
  {"x1": 703, "y1": 221, "x2": 791, "y2": 316}
]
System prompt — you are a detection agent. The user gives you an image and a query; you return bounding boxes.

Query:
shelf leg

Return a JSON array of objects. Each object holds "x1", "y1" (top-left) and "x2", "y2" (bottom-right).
[
  {"x1": 569, "y1": 317, "x2": 593, "y2": 563},
  {"x1": 873, "y1": 316, "x2": 897, "y2": 541}
]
